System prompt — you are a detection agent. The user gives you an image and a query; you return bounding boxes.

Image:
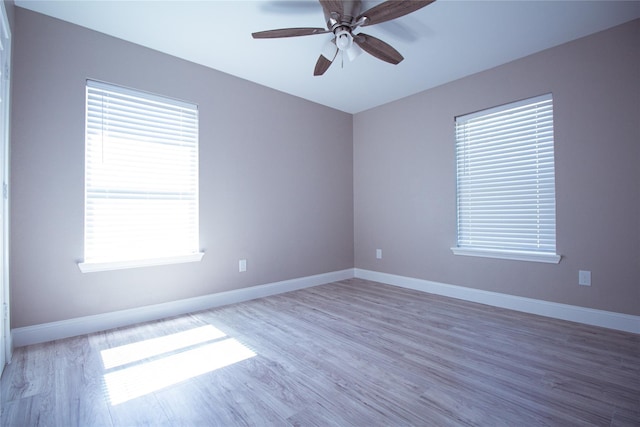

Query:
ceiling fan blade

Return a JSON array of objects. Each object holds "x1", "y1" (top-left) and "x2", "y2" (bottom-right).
[
  {"x1": 314, "y1": 44, "x2": 339, "y2": 76},
  {"x1": 319, "y1": 0, "x2": 344, "y2": 19},
  {"x1": 353, "y1": 33, "x2": 404, "y2": 64},
  {"x1": 357, "y1": 0, "x2": 435, "y2": 27},
  {"x1": 252, "y1": 27, "x2": 329, "y2": 39},
  {"x1": 314, "y1": 55, "x2": 333, "y2": 76}
]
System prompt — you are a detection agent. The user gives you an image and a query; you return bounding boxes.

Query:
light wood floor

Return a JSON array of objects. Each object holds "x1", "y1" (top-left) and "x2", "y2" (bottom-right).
[{"x1": 1, "y1": 279, "x2": 639, "y2": 426}]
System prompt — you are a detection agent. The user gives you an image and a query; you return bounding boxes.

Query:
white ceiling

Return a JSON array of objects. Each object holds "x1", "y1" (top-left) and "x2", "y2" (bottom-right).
[{"x1": 14, "y1": 0, "x2": 640, "y2": 114}]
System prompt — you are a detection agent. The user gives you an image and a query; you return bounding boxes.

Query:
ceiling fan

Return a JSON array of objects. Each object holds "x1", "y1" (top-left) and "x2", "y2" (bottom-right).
[{"x1": 252, "y1": 0, "x2": 435, "y2": 76}]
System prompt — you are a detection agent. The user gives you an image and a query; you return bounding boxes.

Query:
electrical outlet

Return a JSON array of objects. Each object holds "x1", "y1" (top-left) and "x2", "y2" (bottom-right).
[
  {"x1": 376, "y1": 249, "x2": 382, "y2": 259},
  {"x1": 239, "y1": 259, "x2": 247, "y2": 273},
  {"x1": 578, "y1": 270, "x2": 591, "y2": 286}
]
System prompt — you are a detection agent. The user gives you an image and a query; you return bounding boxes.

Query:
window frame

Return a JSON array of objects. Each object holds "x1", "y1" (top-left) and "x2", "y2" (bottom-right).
[
  {"x1": 451, "y1": 94, "x2": 561, "y2": 264},
  {"x1": 78, "y1": 80, "x2": 203, "y2": 273}
]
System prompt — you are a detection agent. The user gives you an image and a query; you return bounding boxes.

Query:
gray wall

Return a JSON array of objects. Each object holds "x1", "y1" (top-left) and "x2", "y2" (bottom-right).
[
  {"x1": 10, "y1": 6, "x2": 640, "y2": 329},
  {"x1": 10, "y1": 8, "x2": 354, "y2": 328},
  {"x1": 354, "y1": 19, "x2": 640, "y2": 316}
]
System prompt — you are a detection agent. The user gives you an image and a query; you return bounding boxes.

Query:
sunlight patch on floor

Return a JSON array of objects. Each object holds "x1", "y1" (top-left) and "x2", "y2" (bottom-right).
[
  {"x1": 101, "y1": 325, "x2": 227, "y2": 369},
  {"x1": 101, "y1": 325, "x2": 256, "y2": 405}
]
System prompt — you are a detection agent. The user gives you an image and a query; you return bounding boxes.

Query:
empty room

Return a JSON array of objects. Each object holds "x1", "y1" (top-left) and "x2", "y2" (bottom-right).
[{"x1": 1, "y1": 0, "x2": 639, "y2": 425}]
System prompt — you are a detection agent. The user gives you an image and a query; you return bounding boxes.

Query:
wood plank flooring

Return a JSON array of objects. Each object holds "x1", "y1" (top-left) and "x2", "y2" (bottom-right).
[{"x1": 1, "y1": 278, "x2": 639, "y2": 426}]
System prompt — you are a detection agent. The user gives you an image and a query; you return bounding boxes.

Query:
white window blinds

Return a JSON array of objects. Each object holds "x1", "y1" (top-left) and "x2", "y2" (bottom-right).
[
  {"x1": 83, "y1": 80, "x2": 199, "y2": 268},
  {"x1": 454, "y1": 94, "x2": 559, "y2": 262}
]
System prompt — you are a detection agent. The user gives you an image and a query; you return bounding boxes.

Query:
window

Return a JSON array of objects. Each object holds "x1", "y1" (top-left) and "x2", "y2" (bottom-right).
[
  {"x1": 79, "y1": 80, "x2": 202, "y2": 272},
  {"x1": 452, "y1": 94, "x2": 560, "y2": 263}
]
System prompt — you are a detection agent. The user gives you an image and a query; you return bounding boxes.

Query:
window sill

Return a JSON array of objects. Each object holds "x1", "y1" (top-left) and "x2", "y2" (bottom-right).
[
  {"x1": 451, "y1": 247, "x2": 561, "y2": 264},
  {"x1": 78, "y1": 252, "x2": 205, "y2": 273}
]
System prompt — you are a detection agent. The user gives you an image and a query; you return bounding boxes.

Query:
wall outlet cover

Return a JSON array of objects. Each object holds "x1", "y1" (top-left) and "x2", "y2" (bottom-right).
[{"x1": 578, "y1": 270, "x2": 591, "y2": 286}]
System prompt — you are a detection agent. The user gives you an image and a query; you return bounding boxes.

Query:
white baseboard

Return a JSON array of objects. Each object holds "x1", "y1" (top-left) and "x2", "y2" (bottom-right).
[
  {"x1": 12, "y1": 267, "x2": 638, "y2": 347},
  {"x1": 354, "y1": 269, "x2": 640, "y2": 334},
  {"x1": 11, "y1": 269, "x2": 355, "y2": 347}
]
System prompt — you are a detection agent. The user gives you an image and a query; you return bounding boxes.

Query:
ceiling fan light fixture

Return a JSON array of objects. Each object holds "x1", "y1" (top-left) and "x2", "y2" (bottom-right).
[
  {"x1": 334, "y1": 28, "x2": 353, "y2": 51},
  {"x1": 346, "y1": 42, "x2": 363, "y2": 61}
]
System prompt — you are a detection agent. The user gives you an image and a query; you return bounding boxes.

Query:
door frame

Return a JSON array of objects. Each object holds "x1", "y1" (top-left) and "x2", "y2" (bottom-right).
[{"x1": 0, "y1": 0, "x2": 11, "y2": 375}]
